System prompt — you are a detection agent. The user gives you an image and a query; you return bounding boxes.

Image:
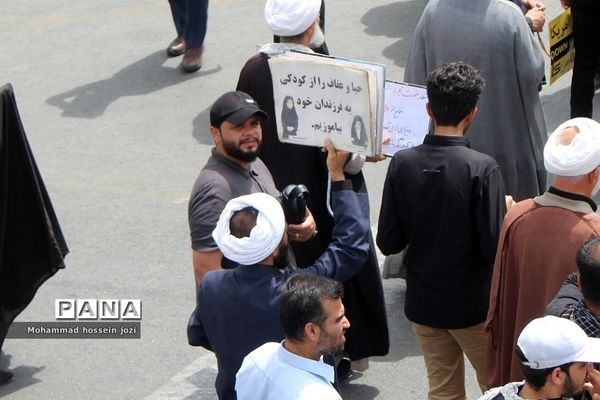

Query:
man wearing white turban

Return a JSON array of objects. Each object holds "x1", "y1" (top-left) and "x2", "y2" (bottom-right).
[
  {"x1": 187, "y1": 140, "x2": 371, "y2": 400},
  {"x1": 236, "y1": 0, "x2": 389, "y2": 371},
  {"x1": 485, "y1": 118, "x2": 600, "y2": 389},
  {"x1": 188, "y1": 91, "x2": 316, "y2": 284}
]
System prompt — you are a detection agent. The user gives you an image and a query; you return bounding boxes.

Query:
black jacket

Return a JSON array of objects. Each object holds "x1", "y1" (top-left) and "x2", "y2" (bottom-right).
[
  {"x1": 0, "y1": 83, "x2": 68, "y2": 347},
  {"x1": 377, "y1": 134, "x2": 506, "y2": 328}
]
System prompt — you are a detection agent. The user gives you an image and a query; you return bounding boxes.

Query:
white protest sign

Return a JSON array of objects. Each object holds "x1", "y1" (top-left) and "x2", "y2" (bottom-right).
[
  {"x1": 381, "y1": 81, "x2": 430, "y2": 157},
  {"x1": 269, "y1": 54, "x2": 375, "y2": 155}
]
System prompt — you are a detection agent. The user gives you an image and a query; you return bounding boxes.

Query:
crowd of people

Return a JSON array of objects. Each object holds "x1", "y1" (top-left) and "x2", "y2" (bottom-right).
[{"x1": 178, "y1": 0, "x2": 600, "y2": 399}]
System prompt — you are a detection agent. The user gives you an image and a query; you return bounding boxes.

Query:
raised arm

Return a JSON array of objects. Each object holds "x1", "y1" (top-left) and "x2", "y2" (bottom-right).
[{"x1": 298, "y1": 140, "x2": 370, "y2": 281}]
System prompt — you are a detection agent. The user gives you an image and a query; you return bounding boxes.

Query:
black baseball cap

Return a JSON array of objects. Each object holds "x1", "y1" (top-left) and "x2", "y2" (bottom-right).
[{"x1": 210, "y1": 91, "x2": 267, "y2": 127}]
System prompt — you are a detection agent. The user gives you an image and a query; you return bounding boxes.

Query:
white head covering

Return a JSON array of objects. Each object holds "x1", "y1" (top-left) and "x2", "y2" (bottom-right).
[
  {"x1": 264, "y1": 0, "x2": 321, "y2": 37},
  {"x1": 212, "y1": 193, "x2": 285, "y2": 265},
  {"x1": 518, "y1": 316, "x2": 600, "y2": 369},
  {"x1": 544, "y1": 117, "x2": 600, "y2": 176}
]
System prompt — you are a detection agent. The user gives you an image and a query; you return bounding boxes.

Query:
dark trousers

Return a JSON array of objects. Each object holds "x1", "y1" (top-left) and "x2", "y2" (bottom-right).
[
  {"x1": 168, "y1": 0, "x2": 209, "y2": 49},
  {"x1": 570, "y1": 0, "x2": 600, "y2": 118}
]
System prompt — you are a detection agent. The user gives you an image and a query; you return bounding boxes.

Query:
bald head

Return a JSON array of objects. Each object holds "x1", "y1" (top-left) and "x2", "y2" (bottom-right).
[
  {"x1": 229, "y1": 207, "x2": 258, "y2": 239},
  {"x1": 555, "y1": 126, "x2": 580, "y2": 146},
  {"x1": 544, "y1": 118, "x2": 600, "y2": 178}
]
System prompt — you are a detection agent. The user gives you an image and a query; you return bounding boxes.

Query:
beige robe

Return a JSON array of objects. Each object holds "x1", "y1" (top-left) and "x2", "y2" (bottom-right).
[{"x1": 485, "y1": 190, "x2": 600, "y2": 388}]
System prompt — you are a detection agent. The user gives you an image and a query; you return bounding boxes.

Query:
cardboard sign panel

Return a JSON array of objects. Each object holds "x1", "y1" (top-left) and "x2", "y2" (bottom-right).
[
  {"x1": 381, "y1": 81, "x2": 430, "y2": 157},
  {"x1": 268, "y1": 51, "x2": 384, "y2": 156},
  {"x1": 549, "y1": 9, "x2": 574, "y2": 85}
]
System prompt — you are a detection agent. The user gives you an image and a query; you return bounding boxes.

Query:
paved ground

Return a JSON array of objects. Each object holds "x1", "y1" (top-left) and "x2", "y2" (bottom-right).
[{"x1": 0, "y1": 0, "x2": 597, "y2": 399}]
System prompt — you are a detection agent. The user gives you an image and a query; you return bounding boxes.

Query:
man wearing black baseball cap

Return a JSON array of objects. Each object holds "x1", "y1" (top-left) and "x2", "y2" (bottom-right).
[
  {"x1": 209, "y1": 91, "x2": 267, "y2": 130},
  {"x1": 188, "y1": 91, "x2": 316, "y2": 284}
]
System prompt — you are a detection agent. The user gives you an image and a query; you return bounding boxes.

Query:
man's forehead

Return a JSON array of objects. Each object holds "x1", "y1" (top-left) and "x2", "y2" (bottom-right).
[{"x1": 322, "y1": 297, "x2": 344, "y2": 316}]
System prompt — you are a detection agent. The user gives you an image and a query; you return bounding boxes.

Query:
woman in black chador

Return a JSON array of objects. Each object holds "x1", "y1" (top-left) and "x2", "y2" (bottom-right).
[
  {"x1": 281, "y1": 95, "x2": 298, "y2": 139},
  {"x1": 351, "y1": 115, "x2": 368, "y2": 148}
]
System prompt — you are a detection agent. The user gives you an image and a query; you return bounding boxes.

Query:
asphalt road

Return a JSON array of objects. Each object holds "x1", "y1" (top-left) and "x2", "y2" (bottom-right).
[{"x1": 0, "y1": 0, "x2": 595, "y2": 399}]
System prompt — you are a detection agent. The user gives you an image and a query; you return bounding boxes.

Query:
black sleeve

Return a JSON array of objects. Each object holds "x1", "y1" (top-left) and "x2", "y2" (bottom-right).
[
  {"x1": 545, "y1": 272, "x2": 582, "y2": 317},
  {"x1": 186, "y1": 284, "x2": 213, "y2": 350},
  {"x1": 376, "y1": 156, "x2": 408, "y2": 255},
  {"x1": 475, "y1": 165, "x2": 506, "y2": 266}
]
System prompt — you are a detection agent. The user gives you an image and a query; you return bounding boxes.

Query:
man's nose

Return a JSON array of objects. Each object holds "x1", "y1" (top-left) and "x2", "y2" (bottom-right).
[
  {"x1": 342, "y1": 316, "x2": 350, "y2": 330},
  {"x1": 243, "y1": 125, "x2": 259, "y2": 136},
  {"x1": 586, "y1": 362, "x2": 594, "y2": 372}
]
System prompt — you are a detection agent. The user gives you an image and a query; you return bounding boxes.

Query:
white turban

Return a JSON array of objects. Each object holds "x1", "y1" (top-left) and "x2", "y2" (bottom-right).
[
  {"x1": 544, "y1": 117, "x2": 600, "y2": 176},
  {"x1": 212, "y1": 193, "x2": 285, "y2": 265},
  {"x1": 264, "y1": 0, "x2": 321, "y2": 37}
]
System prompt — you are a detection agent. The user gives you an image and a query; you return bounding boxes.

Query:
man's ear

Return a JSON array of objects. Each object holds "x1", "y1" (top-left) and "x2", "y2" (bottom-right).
[
  {"x1": 592, "y1": 167, "x2": 600, "y2": 185},
  {"x1": 210, "y1": 126, "x2": 221, "y2": 144},
  {"x1": 464, "y1": 106, "x2": 478, "y2": 125},
  {"x1": 548, "y1": 366, "x2": 566, "y2": 386},
  {"x1": 425, "y1": 102, "x2": 434, "y2": 119},
  {"x1": 303, "y1": 322, "x2": 320, "y2": 343},
  {"x1": 303, "y1": 21, "x2": 315, "y2": 42}
]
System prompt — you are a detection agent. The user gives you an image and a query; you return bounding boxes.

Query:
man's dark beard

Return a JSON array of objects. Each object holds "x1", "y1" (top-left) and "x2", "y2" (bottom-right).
[
  {"x1": 222, "y1": 140, "x2": 260, "y2": 163},
  {"x1": 561, "y1": 371, "x2": 582, "y2": 398},
  {"x1": 273, "y1": 244, "x2": 290, "y2": 269}
]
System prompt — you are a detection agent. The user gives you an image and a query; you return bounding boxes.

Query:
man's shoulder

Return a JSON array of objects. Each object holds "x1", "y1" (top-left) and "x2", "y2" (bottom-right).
[
  {"x1": 424, "y1": 0, "x2": 522, "y2": 18},
  {"x1": 241, "y1": 53, "x2": 269, "y2": 72},
  {"x1": 248, "y1": 341, "x2": 279, "y2": 359},
  {"x1": 189, "y1": 169, "x2": 232, "y2": 206},
  {"x1": 422, "y1": 0, "x2": 526, "y2": 38},
  {"x1": 192, "y1": 166, "x2": 229, "y2": 189},
  {"x1": 448, "y1": 144, "x2": 502, "y2": 173},
  {"x1": 505, "y1": 196, "x2": 600, "y2": 233},
  {"x1": 583, "y1": 210, "x2": 600, "y2": 222},
  {"x1": 394, "y1": 142, "x2": 500, "y2": 171},
  {"x1": 503, "y1": 198, "x2": 537, "y2": 222},
  {"x1": 193, "y1": 154, "x2": 229, "y2": 184},
  {"x1": 241, "y1": 342, "x2": 281, "y2": 371},
  {"x1": 202, "y1": 266, "x2": 281, "y2": 297},
  {"x1": 189, "y1": 156, "x2": 241, "y2": 201},
  {"x1": 532, "y1": 193, "x2": 600, "y2": 220},
  {"x1": 390, "y1": 145, "x2": 425, "y2": 163},
  {"x1": 198, "y1": 270, "x2": 237, "y2": 302},
  {"x1": 494, "y1": 0, "x2": 527, "y2": 17},
  {"x1": 202, "y1": 268, "x2": 234, "y2": 288},
  {"x1": 479, "y1": 382, "x2": 524, "y2": 400},
  {"x1": 463, "y1": 145, "x2": 498, "y2": 163}
]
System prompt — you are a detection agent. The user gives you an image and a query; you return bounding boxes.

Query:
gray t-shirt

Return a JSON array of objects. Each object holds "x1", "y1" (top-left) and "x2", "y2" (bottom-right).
[{"x1": 188, "y1": 149, "x2": 279, "y2": 251}]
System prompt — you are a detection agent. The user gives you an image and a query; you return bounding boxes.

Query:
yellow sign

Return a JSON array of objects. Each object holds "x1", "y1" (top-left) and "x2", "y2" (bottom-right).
[{"x1": 549, "y1": 9, "x2": 575, "y2": 85}]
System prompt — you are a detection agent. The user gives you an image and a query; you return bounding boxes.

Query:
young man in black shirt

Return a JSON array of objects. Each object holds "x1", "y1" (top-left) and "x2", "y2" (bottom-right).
[{"x1": 377, "y1": 62, "x2": 507, "y2": 400}]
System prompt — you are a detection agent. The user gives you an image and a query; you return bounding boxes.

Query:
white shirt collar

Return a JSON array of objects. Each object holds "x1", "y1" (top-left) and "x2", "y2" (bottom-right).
[{"x1": 278, "y1": 341, "x2": 335, "y2": 383}]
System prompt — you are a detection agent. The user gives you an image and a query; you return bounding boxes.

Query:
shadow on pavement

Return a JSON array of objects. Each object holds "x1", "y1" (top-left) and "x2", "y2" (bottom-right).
[
  {"x1": 339, "y1": 380, "x2": 380, "y2": 400},
  {"x1": 46, "y1": 51, "x2": 221, "y2": 119},
  {"x1": 192, "y1": 106, "x2": 213, "y2": 146},
  {"x1": 361, "y1": 1, "x2": 427, "y2": 68},
  {"x1": 183, "y1": 367, "x2": 218, "y2": 400},
  {"x1": 540, "y1": 85, "x2": 571, "y2": 131},
  {"x1": 0, "y1": 352, "x2": 44, "y2": 397}
]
